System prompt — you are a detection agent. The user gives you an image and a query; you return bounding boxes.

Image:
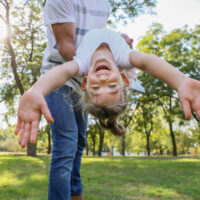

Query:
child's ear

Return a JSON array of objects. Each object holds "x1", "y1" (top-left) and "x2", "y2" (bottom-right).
[
  {"x1": 120, "y1": 72, "x2": 129, "y2": 87},
  {"x1": 81, "y1": 76, "x2": 88, "y2": 91}
]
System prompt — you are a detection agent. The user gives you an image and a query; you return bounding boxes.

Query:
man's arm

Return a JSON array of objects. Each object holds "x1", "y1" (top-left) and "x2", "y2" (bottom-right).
[
  {"x1": 33, "y1": 61, "x2": 79, "y2": 96},
  {"x1": 129, "y1": 50, "x2": 200, "y2": 120},
  {"x1": 52, "y1": 22, "x2": 76, "y2": 61}
]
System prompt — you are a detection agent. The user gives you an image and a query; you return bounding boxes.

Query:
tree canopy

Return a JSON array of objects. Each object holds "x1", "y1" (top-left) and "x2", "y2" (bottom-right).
[{"x1": 0, "y1": 0, "x2": 200, "y2": 156}]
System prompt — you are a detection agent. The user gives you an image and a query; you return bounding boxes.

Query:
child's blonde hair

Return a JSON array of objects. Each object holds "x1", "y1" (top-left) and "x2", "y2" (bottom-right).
[{"x1": 82, "y1": 87, "x2": 127, "y2": 136}]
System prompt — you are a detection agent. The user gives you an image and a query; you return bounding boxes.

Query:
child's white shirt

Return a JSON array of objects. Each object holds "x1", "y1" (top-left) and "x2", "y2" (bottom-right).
[{"x1": 74, "y1": 28, "x2": 145, "y2": 92}]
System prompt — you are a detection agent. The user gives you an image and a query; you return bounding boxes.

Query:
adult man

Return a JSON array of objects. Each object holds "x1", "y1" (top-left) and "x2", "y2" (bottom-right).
[{"x1": 42, "y1": 1, "x2": 110, "y2": 200}]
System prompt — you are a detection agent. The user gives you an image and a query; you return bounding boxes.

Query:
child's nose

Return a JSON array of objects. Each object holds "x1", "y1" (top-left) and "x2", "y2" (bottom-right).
[{"x1": 99, "y1": 75, "x2": 108, "y2": 81}]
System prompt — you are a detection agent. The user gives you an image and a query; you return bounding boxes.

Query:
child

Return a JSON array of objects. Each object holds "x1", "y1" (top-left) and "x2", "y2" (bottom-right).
[{"x1": 15, "y1": 28, "x2": 200, "y2": 147}]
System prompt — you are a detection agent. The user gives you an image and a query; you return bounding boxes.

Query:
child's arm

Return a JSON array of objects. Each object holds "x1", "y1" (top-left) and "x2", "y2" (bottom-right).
[
  {"x1": 129, "y1": 50, "x2": 200, "y2": 119},
  {"x1": 32, "y1": 60, "x2": 79, "y2": 96},
  {"x1": 15, "y1": 61, "x2": 79, "y2": 147}
]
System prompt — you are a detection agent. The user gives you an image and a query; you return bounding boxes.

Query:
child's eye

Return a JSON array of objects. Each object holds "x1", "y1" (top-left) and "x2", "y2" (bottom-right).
[
  {"x1": 92, "y1": 85, "x2": 100, "y2": 90},
  {"x1": 109, "y1": 84, "x2": 117, "y2": 88}
]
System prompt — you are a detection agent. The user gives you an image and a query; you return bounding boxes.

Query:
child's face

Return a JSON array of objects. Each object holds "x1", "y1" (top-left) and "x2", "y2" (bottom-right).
[{"x1": 81, "y1": 43, "x2": 129, "y2": 107}]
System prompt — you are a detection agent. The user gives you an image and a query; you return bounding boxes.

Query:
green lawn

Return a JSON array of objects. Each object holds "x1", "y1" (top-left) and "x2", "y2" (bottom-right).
[{"x1": 0, "y1": 154, "x2": 200, "y2": 200}]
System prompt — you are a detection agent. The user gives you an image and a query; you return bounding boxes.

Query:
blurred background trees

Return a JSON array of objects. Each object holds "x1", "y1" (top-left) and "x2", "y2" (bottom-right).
[{"x1": 0, "y1": 0, "x2": 199, "y2": 156}]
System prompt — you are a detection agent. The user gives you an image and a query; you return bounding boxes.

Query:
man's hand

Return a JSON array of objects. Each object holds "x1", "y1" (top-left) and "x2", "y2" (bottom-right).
[
  {"x1": 121, "y1": 33, "x2": 133, "y2": 49},
  {"x1": 178, "y1": 78, "x2": 200, "y2": 120},
  {"x1": 15, "y1": 90, "x2": 54, "y2": 148}
]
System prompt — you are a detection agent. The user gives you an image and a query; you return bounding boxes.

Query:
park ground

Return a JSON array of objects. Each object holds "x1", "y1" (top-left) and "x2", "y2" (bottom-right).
[{"x1": 0, "y1": 153, "x2": 200, "y2": 200}]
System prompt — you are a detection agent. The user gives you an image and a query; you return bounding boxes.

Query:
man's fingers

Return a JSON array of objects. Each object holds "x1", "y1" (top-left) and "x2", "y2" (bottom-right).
[
  {"x1": 41, "y1": 103, "x2": 54, "y2": 123},
  {"x1": 30, "y1": 121, "x2": 39, "y2": 144},
  {"x1": 20, "y1": 123, "x2": 31, "y2": 148},
  {"x1": 180, "y1": 99, "x2": 192, "y2": 120}
]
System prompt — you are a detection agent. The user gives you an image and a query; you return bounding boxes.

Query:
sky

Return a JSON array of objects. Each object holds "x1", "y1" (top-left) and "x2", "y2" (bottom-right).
[
  {"x1": 0, "y1": 0, "x2": 200, "y2": 128},
  {"x1": 117, "y1": 0, "x2": 200, "y2": 45}
]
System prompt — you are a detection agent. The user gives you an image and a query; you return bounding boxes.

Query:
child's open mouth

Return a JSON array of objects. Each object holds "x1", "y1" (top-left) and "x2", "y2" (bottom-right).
[{"x1": 95, "y1": 65, "x2": 110, "y2": 74}]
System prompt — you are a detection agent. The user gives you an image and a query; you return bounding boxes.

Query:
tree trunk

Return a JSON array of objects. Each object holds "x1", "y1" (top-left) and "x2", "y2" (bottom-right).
[
  {"x1": 146, "y1": 134, "x2": 150, "y2": 156},
  {"x1": 121, "y1": 135, "x2": 126, "y2": 156},
  {"x1": 169, "y1": 121, "x2": 177, "y2": 156},
  {"x1": 92, "y1": 141, "x2": 96, "y2": 155},
  {"x1": 86, "y1": 144, "x2": 89, "y2": 156},
  {"x1": 27, "y1": 142, "x2": 37, "y2": 156},
  {"x1": 182, "y1": 134, "x2": 186, "y2": 154},
  {"x1": 91, "y1": 130, "x2": 96, "y2": 156},
  {"x1": 97, "y1": 125, "x2": 104, "y2": 156},
  {"x1": 4, "y1": 1, "x2": 24, "y2": 95},
  {"x1": 159, "y1": 145, "x2": 163, "y2": 155},
  {"x1": 111, "y1": 146, "x2": 114, "y2": 155},
  {"x1": 6, "y1": 38, "x2": 24, "y2": 95}
]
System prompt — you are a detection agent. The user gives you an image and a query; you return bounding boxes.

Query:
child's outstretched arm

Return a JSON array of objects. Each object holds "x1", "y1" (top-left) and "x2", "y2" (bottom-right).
[
  {"x1": 15, "y1": 61, "x2": 79, "y2": 147},
  {"x1": 129, "y1": 50, "x2": 200, "y2": 119}
]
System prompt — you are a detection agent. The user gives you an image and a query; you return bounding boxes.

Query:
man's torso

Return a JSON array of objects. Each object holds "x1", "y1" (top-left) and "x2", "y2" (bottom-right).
[{"x1": 41, "y1": 0, "x2": 110, "y2": 75}]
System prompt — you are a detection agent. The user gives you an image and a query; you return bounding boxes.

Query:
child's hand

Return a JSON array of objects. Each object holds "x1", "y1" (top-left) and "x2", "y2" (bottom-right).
[
  {"x1": 15, "y1": 90, "x2": 54, "y2": 148},
  {"x1": 178, "y1": 78, "x2": 200, "y2": 120}
]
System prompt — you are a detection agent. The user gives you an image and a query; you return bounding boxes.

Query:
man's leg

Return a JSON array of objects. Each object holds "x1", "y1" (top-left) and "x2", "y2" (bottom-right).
[
  {"x1": 71, "y1": 95, "x2": 88, "y2": 199},
  {"x1": 46, "y1": 85, "x2": 78, "y2": 200}
]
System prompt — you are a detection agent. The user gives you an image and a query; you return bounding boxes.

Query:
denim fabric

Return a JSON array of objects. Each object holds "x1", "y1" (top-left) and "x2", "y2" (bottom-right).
[{"x1": 46, "y1": 85, "x2": 87, "y2": 200}]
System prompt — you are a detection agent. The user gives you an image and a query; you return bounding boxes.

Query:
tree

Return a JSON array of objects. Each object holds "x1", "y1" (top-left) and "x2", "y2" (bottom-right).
[
  {"x1": 151, "y1": 119, "x2": 170, "y2": 155},
  {"x1": 0, "y1": 127, "x2": 22, "y2": 152},
  {"x1": 87, "y1": 118, "x2": 99, "y2": 155},
  {"x1": 109, "y1": 0, "x2": 156, "y2": 24},
  {"x1": 137, "y1": 23, "x2": 200, "y2": 156},
  {"x1": 96, "y1": 120, "x2": 105, "y2": 156},
  {"x1": 134, "y1": 98, "x2": 157, "y2": 156},
  {"x1": 117, "y1": 91, "x2": 139, "y2": 156},
  {"x1": 0, "y1": 0, "x2": 46, "y2": 156}
]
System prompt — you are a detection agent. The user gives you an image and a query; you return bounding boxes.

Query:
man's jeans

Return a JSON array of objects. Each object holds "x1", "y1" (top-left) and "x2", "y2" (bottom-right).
[{"x1": 46, "y1": 85, "x2": 87, "y2": 200}]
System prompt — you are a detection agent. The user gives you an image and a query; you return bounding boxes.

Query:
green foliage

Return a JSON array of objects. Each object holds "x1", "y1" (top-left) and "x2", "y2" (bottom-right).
[
  {"x1": 0, "y1": 0, "x2": 200, "y2": 156},
  {"x1": 108, "y1": 0, "x2": 157, "y2": 24},
  {"x1": 135, "y1": 23, "x2": 200, "y2": 155},
  {"x1": 0, "y1": 0, "x2": 46, "y2": 155},
  {"x1": 0, "y1": 127, "x2": 24, "y2": 152},
  {"x1": 0, "y1": 0, "x2": 46, "y2": 114}
]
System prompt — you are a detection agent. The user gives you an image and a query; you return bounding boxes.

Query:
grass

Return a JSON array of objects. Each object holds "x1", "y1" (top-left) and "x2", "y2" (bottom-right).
[{"x1": 0, "y1": 154, "x2": 200, "y2": 200}]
